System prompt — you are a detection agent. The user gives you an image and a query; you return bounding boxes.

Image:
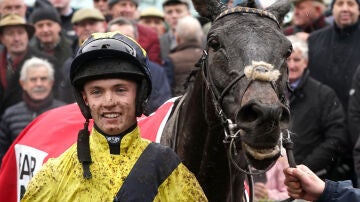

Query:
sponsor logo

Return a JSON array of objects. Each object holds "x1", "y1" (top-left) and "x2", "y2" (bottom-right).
[{"x1": 15, "y1": 144, "x2": 48, "y2": 201}]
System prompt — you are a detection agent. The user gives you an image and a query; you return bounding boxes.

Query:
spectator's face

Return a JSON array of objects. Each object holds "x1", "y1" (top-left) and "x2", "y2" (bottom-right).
[
  {"x1": 81, "y1": 78, "x2": 137, "y2": 135},
  {"x1": 110, "y1": 0, "x2": 137, "y2": 19},
  {"x1": 20, "y1": 66, "x2": 54, "y2": 101},
  {"x1": 34, "y1": 20, "x2": 61, "y2": 46},
  {"x1": 0, "y1": 0, "x2": 27, "y2": 18},
  {"x1": 93, "y1": 0, "x2": 110, "y2": 16},
  {"x1": 163, "y1": 4, "x2": 190, "y2": 31},
  {"x1": 287, "y1": 49, "x2": 308, "y2": 83},
  {"x1": 74, "y1": 19, "x2": 106, "y2": 44},
  {"x1": 293, "y1": 0, "x2": 318, "y2": 27},
  {"x1": 0, "y1": 26, "x2": 28, "y2": 56},
  {"x1": 332, "y1": 0, "x2": 360, "y2": 28},
  {"x1": 138, "y1": 17, "x2": 166, "y2": 36}
]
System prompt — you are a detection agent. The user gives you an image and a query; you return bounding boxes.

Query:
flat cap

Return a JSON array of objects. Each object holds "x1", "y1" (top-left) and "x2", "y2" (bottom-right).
[
  {"x1": 140, "y1": 7, "x2": 164, "y2": 19},
  {"x1": 71, "y1": 8, "x2": 105, "y2": 25},
  {"x1": 0, "y1": 14, "x2": 35, "y2": 38}
]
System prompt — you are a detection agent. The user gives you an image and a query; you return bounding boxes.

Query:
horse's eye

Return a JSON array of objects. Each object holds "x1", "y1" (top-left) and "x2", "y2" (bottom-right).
[
  {"x1": 285, "y1": 47, "x2": 292, "y2": 58},
  {"x1": 208, "y1": 38, "x2": 221, "y2": 51}
]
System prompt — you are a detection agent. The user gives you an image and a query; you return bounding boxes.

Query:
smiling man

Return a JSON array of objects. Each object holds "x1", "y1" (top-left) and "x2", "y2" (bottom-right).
[
  {"x1": 0, "y1": 57, "x2": 65, "y2": 166},
  {"x1": 22, "y1": 32, "x2": 207, "y2": 201}
]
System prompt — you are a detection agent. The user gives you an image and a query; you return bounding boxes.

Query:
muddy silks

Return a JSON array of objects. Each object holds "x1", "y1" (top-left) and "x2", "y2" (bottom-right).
[{"x1": 113, "y1": 142, "x2": 180, "y2": 201}]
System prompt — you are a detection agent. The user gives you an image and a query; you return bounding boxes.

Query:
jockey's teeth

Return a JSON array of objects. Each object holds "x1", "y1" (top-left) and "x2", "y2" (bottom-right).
[{"x1": 103, "y1": 113, "x2": 119, "y2": 118}]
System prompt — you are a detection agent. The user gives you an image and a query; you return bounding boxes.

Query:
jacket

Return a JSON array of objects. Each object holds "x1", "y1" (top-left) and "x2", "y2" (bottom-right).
[
  {"x1": 22, "y1": 126, "x2": 207, "y2": 201},
  {"x1": 29, "y1": 33, "x2": 72, "y2": 68},
  {"x1": 137, "y1": 24, "x2": 161, "y2": 65},
  {"x1": 289, "y1": 70, "x2": 348, "y2": 176},
  {"x1": 348, "y1": 65, "x2": 360, "y2": 144},
  {"x1": 307, "y1": 20, "x2": 360, "y2": 110},
  {"x1": 167, "y1": 41, "x2": 203, "y2": 96},
  {"x1": 0, "y1": 98, "x2": 65, "y2": 164},
  {"x1": 144, "y1": 61, "x2": 172, "y2": 115},
  {"x1": 317, "y1": 180, "x2": 360, "y2": 202}
]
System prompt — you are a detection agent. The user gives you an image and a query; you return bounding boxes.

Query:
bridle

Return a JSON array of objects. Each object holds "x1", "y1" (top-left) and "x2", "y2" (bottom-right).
[{"x1": 198, "y1": 6, "x2": 296, "y2": 202}]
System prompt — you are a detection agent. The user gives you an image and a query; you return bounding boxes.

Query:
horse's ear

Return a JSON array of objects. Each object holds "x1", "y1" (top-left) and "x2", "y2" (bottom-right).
[
  {"x1": 191, "y1": 0, "x2": 227, "y2": 21},
  {"x1": 266, "y1": 0, "x2": 291, "y2": 23}
]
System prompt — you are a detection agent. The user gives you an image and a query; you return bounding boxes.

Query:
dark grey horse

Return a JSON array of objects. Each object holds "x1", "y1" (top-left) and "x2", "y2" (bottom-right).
[{"x1": 161, "y1": 0, "x2": 292, "y2": 201}]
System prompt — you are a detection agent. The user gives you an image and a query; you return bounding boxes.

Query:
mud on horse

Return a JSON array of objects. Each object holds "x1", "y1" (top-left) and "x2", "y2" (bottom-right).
[{"x1": 160, "y1": 0, "x2": 295, "y2": 201}]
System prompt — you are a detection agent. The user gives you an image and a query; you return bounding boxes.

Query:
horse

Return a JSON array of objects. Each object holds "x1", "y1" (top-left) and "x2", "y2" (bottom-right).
[{"x1": 160, "y1": 0, "x2": 292, "y2": 201}]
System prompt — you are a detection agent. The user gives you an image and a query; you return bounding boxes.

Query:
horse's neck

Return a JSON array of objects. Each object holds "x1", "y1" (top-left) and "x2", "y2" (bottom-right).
[{"x1": 178, "y1": 76, "x2": 246, "y2": 202}]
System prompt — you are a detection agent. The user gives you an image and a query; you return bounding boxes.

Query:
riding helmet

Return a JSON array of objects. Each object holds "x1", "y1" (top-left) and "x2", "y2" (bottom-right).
[{"x1": 70, "y1": 32, "x2": 152, "y2": 118}]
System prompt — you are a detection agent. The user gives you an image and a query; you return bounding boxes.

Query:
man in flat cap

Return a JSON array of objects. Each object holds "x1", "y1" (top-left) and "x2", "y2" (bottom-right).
[{"x1": 138, "y1": 7, "x2": 166, "y2": 37}]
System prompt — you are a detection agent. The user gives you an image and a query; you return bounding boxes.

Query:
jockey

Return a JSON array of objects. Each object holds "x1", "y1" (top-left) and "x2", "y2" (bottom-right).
[{"x1": 21, "y1": 32, "x2": 207, "y2": 201}]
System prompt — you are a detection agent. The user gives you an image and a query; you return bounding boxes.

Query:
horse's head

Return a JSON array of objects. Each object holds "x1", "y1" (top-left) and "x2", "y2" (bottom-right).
[{"x1": 194, "y1": 0, "x2": 291, "y2": 170}]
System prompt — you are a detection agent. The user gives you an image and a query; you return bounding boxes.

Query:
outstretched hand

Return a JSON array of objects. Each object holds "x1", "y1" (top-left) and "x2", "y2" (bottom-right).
[{"x1": 283, "y1": 164, "x2": 325, "y2": 201}]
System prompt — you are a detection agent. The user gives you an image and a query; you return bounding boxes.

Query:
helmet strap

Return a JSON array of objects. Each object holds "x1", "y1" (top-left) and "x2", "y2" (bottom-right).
[{"x1": 77, "y1": 119, "x2": 92, "y2": 179}]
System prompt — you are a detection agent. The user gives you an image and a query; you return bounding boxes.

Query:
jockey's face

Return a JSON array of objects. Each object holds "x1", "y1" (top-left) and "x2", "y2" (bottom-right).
[{"x1": 82, "y1": 78, "x2": 137, "y2": 135}]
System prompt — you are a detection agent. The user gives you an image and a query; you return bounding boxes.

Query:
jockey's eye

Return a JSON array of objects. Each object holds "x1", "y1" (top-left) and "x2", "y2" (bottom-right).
[{"x1": 208, "y1": 38, "x2": 221, "y2": 51}]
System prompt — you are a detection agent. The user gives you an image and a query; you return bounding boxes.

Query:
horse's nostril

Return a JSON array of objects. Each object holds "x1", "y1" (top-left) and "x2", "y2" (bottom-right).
[
  {"x1": 236, "y1": 103, "x2": 262, "y2": 124},
  {"x1": 236, "y1": 102, "x2": 289, "y2": 127}
]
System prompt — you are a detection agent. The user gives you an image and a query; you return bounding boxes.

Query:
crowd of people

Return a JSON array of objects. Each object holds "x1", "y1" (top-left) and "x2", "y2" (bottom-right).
[{"x1": 0, "y1": 0, "x2": 360, "y2": 201}]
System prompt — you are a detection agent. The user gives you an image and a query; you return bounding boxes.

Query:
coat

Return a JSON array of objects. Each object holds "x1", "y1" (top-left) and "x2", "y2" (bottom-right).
[
  {"x1": 289, "y1": 70, "x2": 348, "y2": 177},
  {"x1": 307, "y1": 20, "x2": 360, "y2": 110},
  {"x1": 317, "y1": 180, "x2": 360, "y2": 202},
  {"x1": 0, "y1": 98, "x2": 65, "y2": 164},
  {"x1": 167, "y1": 41, "x2": 203, "y2": 96}
]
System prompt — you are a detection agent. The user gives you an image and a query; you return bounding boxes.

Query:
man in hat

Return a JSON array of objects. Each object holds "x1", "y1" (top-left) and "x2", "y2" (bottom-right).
[
  {"x1": 284, "y1": 0, "x2": 329, "y2": 39},
  {"x1": 308, "y1": 0, "x2": 360, "y2": 184},
  {"x1": 48, "y1": 0, "x2": 77, "y2": 42},
  {"x1": 138, "y1": 7, "x2": 166, "y2": 37},
  {"x1": 160, "y1": 0, "x2": 191, "y2": 60},
  {"x1": 22, "y1": 31, "x2": 207, "y2": 201},
  {"x1": 107, "y1": 0, "x2": 162, "y2": 64},
  {"x1": 29, "y1": 0, "x2": 72, "y2": 67},
  {"x1": 0, "y1": 14, "x2": 59, "y2": 117}
]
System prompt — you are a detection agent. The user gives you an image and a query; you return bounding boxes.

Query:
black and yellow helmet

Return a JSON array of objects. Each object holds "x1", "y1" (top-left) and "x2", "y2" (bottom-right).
[{"x1": 70, "y1": 32, "x2": 152, "y2": 118}]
